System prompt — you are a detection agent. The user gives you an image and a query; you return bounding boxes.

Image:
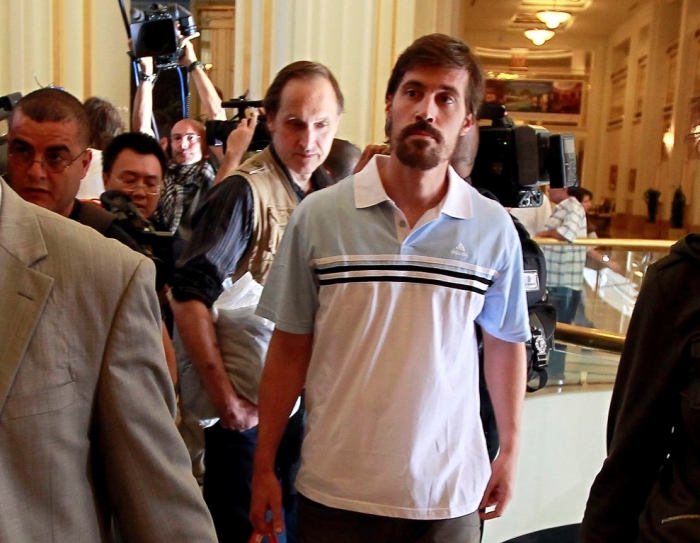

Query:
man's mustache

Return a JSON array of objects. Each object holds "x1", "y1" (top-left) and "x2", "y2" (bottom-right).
[{"x1": 398, "y1": 120, "x2": 444, "y2": 145}]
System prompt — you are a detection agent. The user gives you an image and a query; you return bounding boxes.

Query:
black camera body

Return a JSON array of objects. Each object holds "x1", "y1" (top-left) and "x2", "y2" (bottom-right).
[
  {"x1": 471, "y1": 103, "x2": 577, "y2": 208},
  {"x1": 101, "y1": 191, "x2": 175, "y2": 290},
  {"x1": 130, "y1": 3, "x2": 197, "y2": 70},
  {"x1": 205, "y1": 97, "x2": 272, "y2": 153}
]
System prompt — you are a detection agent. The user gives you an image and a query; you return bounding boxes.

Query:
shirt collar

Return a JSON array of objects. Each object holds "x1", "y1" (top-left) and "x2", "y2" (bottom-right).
[{"x1": 353, "y1": 155, "x2": 473, "y2": 219}]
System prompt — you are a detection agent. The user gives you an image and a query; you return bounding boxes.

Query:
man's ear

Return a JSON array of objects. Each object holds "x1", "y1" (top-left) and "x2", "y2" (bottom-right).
[
  {"x1": 79, "y1": 149, "x2": 92, "y2": 180},
  {"x1": 460, "y1": 113, "x2": 474, "y2": 137},
  {"x1": 266, "y1": 113, "x2": 276, "y2": 135},
  {"x1": 384, "y1": 94, "x2": 393, "y2": 118},
  {"x1": 102, "y1": 171, "x2": 110, "y2": 189}
]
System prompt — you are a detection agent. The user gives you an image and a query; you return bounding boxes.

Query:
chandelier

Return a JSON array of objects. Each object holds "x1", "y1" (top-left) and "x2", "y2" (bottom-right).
[
  {"x1": 537, "y1": 10, "x2": 572, "y2": 29},
  {"x1": 524, "y1": 28, "x2": 555, "y2": 46}
]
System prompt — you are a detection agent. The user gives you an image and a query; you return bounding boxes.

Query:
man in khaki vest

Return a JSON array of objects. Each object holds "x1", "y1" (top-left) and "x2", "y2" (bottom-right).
[{"x1": 169, "y1": 60, "x2": 343, "y2": 543}]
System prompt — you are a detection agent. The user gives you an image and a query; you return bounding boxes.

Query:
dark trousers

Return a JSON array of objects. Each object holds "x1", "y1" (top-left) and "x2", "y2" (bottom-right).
[
  {"x1": 297, "y1": 495, "x2": 480, "y2": 543},
  {"x1": 203, "y1": 407, "x2": 305, "y2": 543},
  {"x1": 548, "y1": 286, "x2": 582, "y2": 379}
]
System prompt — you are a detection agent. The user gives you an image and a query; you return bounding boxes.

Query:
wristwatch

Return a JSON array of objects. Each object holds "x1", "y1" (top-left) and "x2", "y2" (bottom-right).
[
  {"x1": 187, "y1": 60, "x2": 204, "y2": 73},
  {"x1": 139, "y1": 72, "x2": 157, "y2": 84}
]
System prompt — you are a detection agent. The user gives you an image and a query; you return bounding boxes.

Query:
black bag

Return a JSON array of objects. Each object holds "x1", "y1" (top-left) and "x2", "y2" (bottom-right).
[{"x1": 512, "y1": 217, "x2": 556, "y2": 392}]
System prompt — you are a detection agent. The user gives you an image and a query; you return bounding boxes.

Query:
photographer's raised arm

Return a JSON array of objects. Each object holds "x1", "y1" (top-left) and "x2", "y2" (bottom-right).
[
  {"x1": 213, "y1": 111, "x2": 259, "y2": 184},
  {"x1": 132, "y1": 56, "x2": 156, "y2": 138},
  {"x1": 180, "y1": 39, "x2": 226, "y2": 121}
]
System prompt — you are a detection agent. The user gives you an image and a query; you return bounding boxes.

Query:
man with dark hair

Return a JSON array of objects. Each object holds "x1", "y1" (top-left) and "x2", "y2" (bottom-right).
[
  {"x1": 6, "y1": 88, "x2": 139, "y2": 251},
  {"x1": 169, "y1": 59, "x2": 342, "y2": 543},
  {"x1": 102, "y1": 131, "x2": 168, "y2": 220},
  {"x1": 250, "y1": 34, "x2": 529, "y2": 543},
  {"x1": 0, "y1": 116, "x2": 218, "y2": 543}
]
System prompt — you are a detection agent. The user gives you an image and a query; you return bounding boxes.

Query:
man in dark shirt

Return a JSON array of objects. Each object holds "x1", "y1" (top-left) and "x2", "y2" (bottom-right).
[
  {"x1": 6, "y1": 88, "x2": 139, "y2": 252},
  {"x1": 169, "y1": 60, "x2": 343, "y2": 543}
]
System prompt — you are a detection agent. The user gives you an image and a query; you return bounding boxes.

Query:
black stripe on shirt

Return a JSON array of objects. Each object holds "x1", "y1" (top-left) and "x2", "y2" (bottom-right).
[
  {"x1": 314, "y1": 263, "x2": 494, "y2": 288},
  {"x1": 317, "y1": 274, "x2": 488, "y2": 294}
]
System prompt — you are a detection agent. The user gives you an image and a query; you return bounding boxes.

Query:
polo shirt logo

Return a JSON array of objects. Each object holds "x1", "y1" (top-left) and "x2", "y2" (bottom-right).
[{"x1": 451, "y1": 242, "x2": 469, "y2": 258}]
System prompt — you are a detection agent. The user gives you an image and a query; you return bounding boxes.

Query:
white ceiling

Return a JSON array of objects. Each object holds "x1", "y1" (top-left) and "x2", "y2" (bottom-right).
[{"x1": 461, "y1": 0, "x2": 651, "y2": 39}]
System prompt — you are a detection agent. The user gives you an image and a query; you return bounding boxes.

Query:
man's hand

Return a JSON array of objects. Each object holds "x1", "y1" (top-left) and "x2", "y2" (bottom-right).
[
  {"x1": 179, "y1": 36, "x2": 198, "y2": 67},
  {"x1": 353, "y1": 144, "x2": 390, "y2": 174},
  {"x1": 213, "y1": 389, "x2": 259, "y2": 431},
  {"x1": 479, "y1": 452, "x2": 517, "y2": 520},
  {"x1": 250, "y1": 468, "x2": 284, "y2": 537},
  {"x1": 225, "y1": 110, "x2": 259, "y2": 157},
  {"x1": 138, "y1": 56, "x2": 154, "y2": 77}
]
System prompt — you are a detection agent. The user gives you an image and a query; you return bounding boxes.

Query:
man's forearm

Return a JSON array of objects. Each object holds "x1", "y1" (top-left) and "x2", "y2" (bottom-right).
[
  {"x1": 170, "y1": 297, "x2": 236, "y2": 405},
  {"x1": 132, "y1": 81, "x2": 155, "y2": 137},
  {"x1": 482, "y1": 332, "x2": 526, "y2": 456},
  {"x1": 536, "y1": 229, "x2": 567, "y2": 241},
  {"x1": 190, "y1": 68, "x2": 226, "y2": 120},
  {"x1": 254, "y1": 330, "x2": 312, "y2": 470}
]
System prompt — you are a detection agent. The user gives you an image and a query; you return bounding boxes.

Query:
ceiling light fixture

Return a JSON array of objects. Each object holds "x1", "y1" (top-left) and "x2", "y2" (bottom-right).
[
  {"x1": 536, "y1": 10, "x2": 572, "y2": 29},
  {"x1": 524, "y1": 28, "x2": 555, "y2": 46}
]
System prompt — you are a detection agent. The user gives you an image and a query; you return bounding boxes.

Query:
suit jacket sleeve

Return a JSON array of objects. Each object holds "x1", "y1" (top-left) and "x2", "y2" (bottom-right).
[
  {"x1": 580, "y1": 265, "x2": 682, "y2": 542},
  {"x1": 93, "y1": 257, "x2": 217, "y2": 543}
]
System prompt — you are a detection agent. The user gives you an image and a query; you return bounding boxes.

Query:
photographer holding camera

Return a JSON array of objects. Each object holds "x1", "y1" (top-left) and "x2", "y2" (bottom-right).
[{"x1": 133, "y1": 38, "x2": 256, "y2": 239}]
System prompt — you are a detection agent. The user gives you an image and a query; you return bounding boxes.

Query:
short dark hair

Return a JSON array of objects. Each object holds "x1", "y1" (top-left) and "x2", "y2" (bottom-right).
[
  {"x1": 386, "y1": 33, "x2": 485, "y2": 116},
  {"x1": 102, "y1": 131, "x2": 168, "y2": 177},
  {"x1": 84, "y1": 96, "x2": 126, "y2": 150},
  {"x1": 263, "y1": 61, "x2": 344, "y2": 118},
  {"x1": 10, "y1": 88, "x2": 91, "y2": 147},
  {"x1": 568, "y1": 186, "x2": 593, "y2": 202}
]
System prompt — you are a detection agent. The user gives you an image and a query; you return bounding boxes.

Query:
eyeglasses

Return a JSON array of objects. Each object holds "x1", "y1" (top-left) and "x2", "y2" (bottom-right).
[
  {"x1": 8, "y1": 143, "x2": 88, "y2": 174},
  {"x1": 171, "y1": 134, "x2": 201, "y2": 144},
  {"x1": 114, "y1": 178, "x2": 162, "y2": 196}
]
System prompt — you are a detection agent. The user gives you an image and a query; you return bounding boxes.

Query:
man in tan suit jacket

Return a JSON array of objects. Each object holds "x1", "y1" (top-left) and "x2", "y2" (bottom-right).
[{"x1": 0, "y1": 178, "x2": 217, "y2": 542}]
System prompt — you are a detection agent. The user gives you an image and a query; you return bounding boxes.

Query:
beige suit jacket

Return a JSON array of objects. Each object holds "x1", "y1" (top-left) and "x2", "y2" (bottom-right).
[{"x1": 0, "y1": 180, "x2": 217, "y2": 543}]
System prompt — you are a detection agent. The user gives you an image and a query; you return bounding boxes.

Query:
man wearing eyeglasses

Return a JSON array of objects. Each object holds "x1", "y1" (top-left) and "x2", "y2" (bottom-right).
[
  {"x1": 102, "y1": 131, "x2": 168, "y2": 220},
  {"x1": 0, "y1": 88, "x2": 218, "y2": 542},
  {"x1": 6, "y1": 88, "x2": 140, "y2": 252}
]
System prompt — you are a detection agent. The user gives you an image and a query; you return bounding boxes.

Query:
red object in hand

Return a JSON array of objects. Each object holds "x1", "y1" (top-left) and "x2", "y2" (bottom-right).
[{"x1": 248, "y1": 533, "x2": 278, "y2": 543}]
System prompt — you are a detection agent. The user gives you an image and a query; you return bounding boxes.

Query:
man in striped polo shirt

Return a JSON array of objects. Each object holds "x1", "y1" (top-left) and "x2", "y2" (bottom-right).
[{"x1": 251, "y1": 34, "x2": 530, "y2": 543}]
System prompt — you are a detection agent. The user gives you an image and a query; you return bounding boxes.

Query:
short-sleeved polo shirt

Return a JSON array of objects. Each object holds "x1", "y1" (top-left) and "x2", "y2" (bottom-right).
[{"x1": 257, "y1": 155, "x2": 530, "y2": 520}]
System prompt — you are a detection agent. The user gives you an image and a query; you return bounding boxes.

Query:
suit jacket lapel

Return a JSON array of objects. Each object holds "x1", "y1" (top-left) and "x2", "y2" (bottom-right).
[{"x1": 0, "y1": 180, "x2": 54, "y2": 413}]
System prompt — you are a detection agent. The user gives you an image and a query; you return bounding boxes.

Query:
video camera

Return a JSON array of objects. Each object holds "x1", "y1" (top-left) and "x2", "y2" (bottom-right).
[
  {"x1": 101, "y1": 190, "x2": 175, "y2": 290},
  {"x1": 471, "y1": 103, "x2": 577, "y2": 208},
  {"x1": 130, "y1": 3, "x2": 197, "y2": 70},
  {"x1": 205, "y1": 95, "x2": 271, "y2": 153},
  {"x1": 0, "y1": 92, "x2": 22, "y2": 177}
]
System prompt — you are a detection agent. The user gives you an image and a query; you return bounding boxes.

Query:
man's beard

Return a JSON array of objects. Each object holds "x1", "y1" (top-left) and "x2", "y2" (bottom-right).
[{"x1": 391, "y1": 119, "x2": 445, "y2": 171}]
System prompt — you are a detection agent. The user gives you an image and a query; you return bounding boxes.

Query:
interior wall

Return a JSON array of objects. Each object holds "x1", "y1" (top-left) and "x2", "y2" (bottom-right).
[
  {"x1": 233, "y1": 0, "x2": 462, "y2": 147},
  {"x1": 0, "y1": 0, "x2": 131, "y2": 119}
]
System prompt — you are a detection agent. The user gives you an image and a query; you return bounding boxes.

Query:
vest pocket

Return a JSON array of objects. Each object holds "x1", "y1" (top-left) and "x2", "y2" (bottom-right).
[{"x1": 265, "y1": 206, "x2": 293, "y2": 258}]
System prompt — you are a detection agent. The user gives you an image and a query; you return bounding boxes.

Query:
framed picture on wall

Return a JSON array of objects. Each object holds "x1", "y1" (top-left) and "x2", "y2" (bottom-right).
[{"x1": 483, "y1": 78, "x2": 585, "y2": 126}]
